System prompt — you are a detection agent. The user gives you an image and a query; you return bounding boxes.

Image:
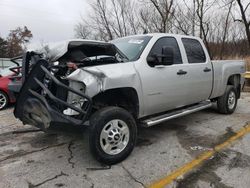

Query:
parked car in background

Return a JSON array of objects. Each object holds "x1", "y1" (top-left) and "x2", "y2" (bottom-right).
[
  {"x1": 0, "y1": 56, "x2": 22, "y2": 110},
  {"x1": 7, "y1": 56, "x2": 23, "y2": 95},
  {"x1": 0, "y1": 68, "x2": 17, "y2": 109},
  {"x1": 0, "y1": 58, "x2": 22, "y2": 69}
]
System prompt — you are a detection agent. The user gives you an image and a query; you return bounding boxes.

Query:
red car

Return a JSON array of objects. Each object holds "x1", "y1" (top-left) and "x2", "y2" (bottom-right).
[{"x1": 0, "y1": 68, "x2": 17, "y2": 110}]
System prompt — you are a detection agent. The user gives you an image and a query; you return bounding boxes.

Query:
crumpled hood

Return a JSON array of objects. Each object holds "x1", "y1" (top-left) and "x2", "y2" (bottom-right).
[
  {"x1": 30, "y1": 39, "x2": 118, "y2": 62},
  {"x1": 66, "y1": 63, "x2": 137, "y2": 97}
]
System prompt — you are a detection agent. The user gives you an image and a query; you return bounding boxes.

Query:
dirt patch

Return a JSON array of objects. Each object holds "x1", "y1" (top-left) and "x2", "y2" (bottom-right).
[
  {"x1": 177, "y1": 128, "x2": 214, "y2": 157},
  {"x1": 216, "y1": 127, "x2": 236, "y2": 144},
  {"x1": 176, "y1": 151, "x2": 232, "y2": 188},
  {"x1": 228, "y1": 151, "x2": 250, "y2": 170},
  {"x1": 177, "y1": 126, "x2": 237, "y2": 156},
  {"x1": 176, "y1": 149, "x2": 250, "y2": 188},
  {"x1": 136, "y1": 123, "x2": 187, "y2": 147},
  {"x1": 136, "y1": 137, "x2": 153, "y2": 147},
  {"x1": 27, "y1": 133, "x2": 58, "y2": 148}
]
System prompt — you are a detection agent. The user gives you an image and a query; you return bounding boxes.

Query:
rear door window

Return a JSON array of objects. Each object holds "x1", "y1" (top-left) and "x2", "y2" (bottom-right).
[{"x1": 182, "y1": 38, "x2": 206, "y2": 63}]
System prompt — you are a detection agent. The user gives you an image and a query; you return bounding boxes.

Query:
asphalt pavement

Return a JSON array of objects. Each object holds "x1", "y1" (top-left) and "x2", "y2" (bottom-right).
[{"x1": 1, "y1": 93, "x2": 250, "y2": 188}]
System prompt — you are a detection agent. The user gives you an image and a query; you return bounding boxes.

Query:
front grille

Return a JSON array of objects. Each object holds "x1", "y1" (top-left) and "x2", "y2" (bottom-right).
[{"x1": 30, "y1": 64, "x2": 92, "y2": 123}]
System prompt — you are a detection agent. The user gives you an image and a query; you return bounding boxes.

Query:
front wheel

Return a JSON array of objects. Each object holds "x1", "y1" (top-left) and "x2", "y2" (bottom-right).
[
  {"x1": 217, "y1": 85, "x2": 238, "y2": 114},
  {"x1": 89, "y1": 107, "x2": 137, "y2": 165},
  {"x1": 0, "y1": 91, "x2": 8, "y2": 110}
]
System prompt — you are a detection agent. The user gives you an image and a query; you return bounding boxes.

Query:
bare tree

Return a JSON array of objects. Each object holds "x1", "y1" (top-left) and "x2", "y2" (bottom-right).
[
  {"x1": 75, "y1": 0, "x2": 142, "y2": 41},
  {"x1": 74, "y1": 23, "x2": 92, "y2": 39},
  {"x1": 148, "y1": 0, "x2": 175, "y2": 33},
  {"x1": 234, "y1": 0, "x2": 250, "y2": 50},
  {"x1": 219, "y1": 0, "x2": 234, "y2": 58},
  {"x1": 93, "y1": 0, "x2": 114, "y2": 40},
  {"x1": 179, "y1": 0, "x2": 197, "y2": 35},
  {"x1": 74, "y1": 0, "x2": 250, "y2": 58},
  {"x1": 172, "y1": 2, "x2": 194, "y2": 35},
  {"x1": 195, "y1": 0, "x2": 216, "y2": 57}
]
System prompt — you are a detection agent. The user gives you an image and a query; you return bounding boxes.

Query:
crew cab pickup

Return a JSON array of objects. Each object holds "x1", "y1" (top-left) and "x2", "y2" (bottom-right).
[{"x1": 14, "y1": 33, "x2": 245, "y2": 164}]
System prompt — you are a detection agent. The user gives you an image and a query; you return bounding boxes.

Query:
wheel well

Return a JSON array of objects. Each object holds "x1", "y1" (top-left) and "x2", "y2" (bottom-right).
[
  {"x1": 0, "y1": 89, "x2": 9, "y2": 99},
  {"x1": 92, "y1": 88, "x2": 139, "y2": 118},
  {"x1": 227, "y1": 74, "x2": 241, "y2": 98}
]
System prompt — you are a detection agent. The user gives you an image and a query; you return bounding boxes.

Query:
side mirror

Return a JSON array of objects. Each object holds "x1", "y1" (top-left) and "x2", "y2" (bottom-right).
[
  {"x1": 162, "y1": 46, "x2": 174, "y2": 65},
  {"x1": 146, "y1": 54, "x2": 158, "y2": 67}
]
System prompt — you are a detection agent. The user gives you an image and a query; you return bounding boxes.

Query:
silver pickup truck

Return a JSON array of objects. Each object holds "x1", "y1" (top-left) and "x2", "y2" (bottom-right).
[{"x1": 14, "y1": 33, "x2": 245, "y2": 164}]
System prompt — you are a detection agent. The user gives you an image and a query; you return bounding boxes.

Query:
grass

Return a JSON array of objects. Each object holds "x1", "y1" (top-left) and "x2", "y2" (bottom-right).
[{"x1": 245, "y1": 57, "x2": 250, "y2": 71}]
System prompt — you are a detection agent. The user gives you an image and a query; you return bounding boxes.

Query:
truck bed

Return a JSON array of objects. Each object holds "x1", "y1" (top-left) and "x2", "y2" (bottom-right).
[{"x1": 210, "y1": 60, "x2": 245, "y2": 99}]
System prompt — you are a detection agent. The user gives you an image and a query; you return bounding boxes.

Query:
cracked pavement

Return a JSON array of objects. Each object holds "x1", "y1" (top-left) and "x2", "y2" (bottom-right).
[{"x1": 0, "y1": 93, "x2": 250, "y2": 188}]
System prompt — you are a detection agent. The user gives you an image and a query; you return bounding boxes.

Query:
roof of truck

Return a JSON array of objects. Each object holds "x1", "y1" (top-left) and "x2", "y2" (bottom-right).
[{"x1": 114, "y1": 33, "x2": 201, "y2": 40}]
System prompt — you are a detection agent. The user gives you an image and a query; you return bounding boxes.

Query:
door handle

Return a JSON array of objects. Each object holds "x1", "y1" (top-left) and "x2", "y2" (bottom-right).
[
  {"x1": 203, "y1": 67, "x2": 211, "y2": 72},
  {"x1": 177, "y1": 69, "x2": 187, "y2": 75}
]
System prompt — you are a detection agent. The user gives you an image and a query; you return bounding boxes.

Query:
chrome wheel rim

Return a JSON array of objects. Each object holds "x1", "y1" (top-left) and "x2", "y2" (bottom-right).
[
  {"x1": 0, "y1": 93, "x2": 7, "y2": 109},
  {"x1": 228, "y1": 91, "x2": 236, "y2": 110},
  {"x1": 100, "y1": 119, "x2": 130, "y2": 155}
]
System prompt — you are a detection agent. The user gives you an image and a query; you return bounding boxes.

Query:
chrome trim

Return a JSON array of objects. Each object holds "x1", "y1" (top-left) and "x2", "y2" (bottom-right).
[{"x1": 143, "y1": 101, "x2": 212, "y2": 127}]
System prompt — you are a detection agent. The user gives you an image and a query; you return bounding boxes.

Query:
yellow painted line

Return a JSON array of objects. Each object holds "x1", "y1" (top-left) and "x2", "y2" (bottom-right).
[{"x1": 149, "y1": 124, "x2": 250, "y2": 188}]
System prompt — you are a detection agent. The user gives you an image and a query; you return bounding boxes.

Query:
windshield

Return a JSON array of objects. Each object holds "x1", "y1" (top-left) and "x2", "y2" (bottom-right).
[
  {"x1": 0, "y1": 68, "x2": 13, "y2": 77},
  {"x1": 112, "y1": 36, "x2": 152, "y2": 61}
]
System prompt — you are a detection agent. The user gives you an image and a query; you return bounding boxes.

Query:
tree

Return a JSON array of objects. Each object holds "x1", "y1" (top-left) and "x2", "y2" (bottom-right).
[
  {"x1": 75, "y1": 0, "x2": 142, "y2": 41},
  {"x1": 195, "y1": 0, "x2": 217, "y2": 57},
  {"x1": 234, "y1": 0, "x2": 250, "y2": 50},
  {"x1": 7, "y1": 26, "x2": 33, "y2": 57},
  {"x1": 74, "y1": 0, "x2": 250, "y2": 58},
  {"x1": 74, "y1": 23, "x2": 92, "y2": 39},
  {"x1": 0, "y1": 37, "x2": 8, "y2": 58},
  {"x1": 219, "y1": 1, "x2": 233, "y2": 59},
  {"x1": 172, "y1": 2, "x2": 194, "y2": 35},
  {"x1": 144, "y1": 0, "x2": 175, "y2": 33}
]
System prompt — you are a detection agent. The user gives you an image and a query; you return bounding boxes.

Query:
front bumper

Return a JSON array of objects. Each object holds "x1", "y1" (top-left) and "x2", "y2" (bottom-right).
[{"x1": 14, "y1": 59, "x2": 92, "y2": 131}]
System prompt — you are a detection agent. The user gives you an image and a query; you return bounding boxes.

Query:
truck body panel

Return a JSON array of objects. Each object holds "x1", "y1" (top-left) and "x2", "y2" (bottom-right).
[
  {"x1": 13, "y1": 33, "x2": 245, "y2": 127},
  {"x1": 210, "y1": 60, "x2": 245, "y2": 99}
]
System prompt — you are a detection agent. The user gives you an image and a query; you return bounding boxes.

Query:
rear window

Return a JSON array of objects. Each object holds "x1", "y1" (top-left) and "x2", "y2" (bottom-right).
[{"x1": 182, "y1": 38, "x2": 206, "y2": 63}]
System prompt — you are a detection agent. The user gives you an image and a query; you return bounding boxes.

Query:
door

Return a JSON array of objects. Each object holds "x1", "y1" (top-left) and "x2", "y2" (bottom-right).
[
  {"x1": 135, "y1": 37, "x2": 190, "y2": 116},
  {"x1": 181, "y1": 38, "x2": 213, "y2": 104}
]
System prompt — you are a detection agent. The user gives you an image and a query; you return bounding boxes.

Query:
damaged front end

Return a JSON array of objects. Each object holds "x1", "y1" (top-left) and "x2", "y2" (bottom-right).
[
  {"x1": 14, "y1": 40, "x2": 122, "y2": 130},
  {"x1": 14, "y1": 58, "x2": 92, "y2": 131}
]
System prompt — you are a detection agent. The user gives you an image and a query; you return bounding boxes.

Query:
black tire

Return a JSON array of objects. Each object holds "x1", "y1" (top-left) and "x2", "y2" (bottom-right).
[
  {"x1": 217, "y1": 85, "x2": 237, "y2": 114},
  {"x1": 89, "y1": 107, "x2": 137, "y2": 165},
  {"x1": 0, "y1": 91, "x2": 8, "y2": 110}
]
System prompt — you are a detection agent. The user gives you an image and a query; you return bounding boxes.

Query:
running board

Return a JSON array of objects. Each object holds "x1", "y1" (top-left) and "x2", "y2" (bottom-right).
[{"x1": 141, "y1": 101, "x2": 212, "y2": 127}]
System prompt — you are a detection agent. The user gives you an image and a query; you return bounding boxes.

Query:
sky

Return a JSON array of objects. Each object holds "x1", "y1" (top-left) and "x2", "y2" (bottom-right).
[{"x1": 0, "y1": 0, "x2": 91, "y2": 47}]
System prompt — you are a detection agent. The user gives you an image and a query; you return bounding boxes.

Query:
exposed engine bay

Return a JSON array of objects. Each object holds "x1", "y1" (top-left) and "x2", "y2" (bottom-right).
[
  {"x1": 41, "y1": 41, "x2": 127, "y2": 116},
  {"x1": 27, "y1": 40, "x2": 128, "y2": 117}
]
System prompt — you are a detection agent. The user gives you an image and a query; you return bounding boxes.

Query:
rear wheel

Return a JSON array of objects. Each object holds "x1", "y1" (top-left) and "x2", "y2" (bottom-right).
[
  {"x1": 217, "y1": 85, "x2": 237, "y2": 114},
  {"x1": 89, "y1": 107, "x2": 137, "y2": 165},
  {"x1": 0, "y1": 91, "x2": 8, "y2": 110}
]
